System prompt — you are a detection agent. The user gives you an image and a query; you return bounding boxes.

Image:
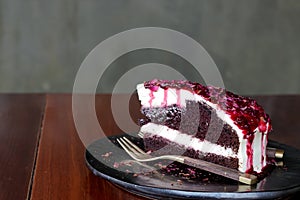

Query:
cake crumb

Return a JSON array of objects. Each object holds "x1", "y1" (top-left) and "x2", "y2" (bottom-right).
[
  {"x1": 113, "y1": 162, "x2": 120, "y2": 168},
  {"x1": 176, "y1": 180, "x2": 183, "y2": 185},
  {"x1": 101, "y1": 152, "x2": 112, "y2": 158},
  {"x1": 202, "y1": 177, "x2": 209, "y2": 182},
  {"x1": 187, "y1": 168, "x2": 196, "y2": 176},
  {"x1": 146, "y1": 150, "x2": 152, "y2": 154},
  {"x1": 122, "y1": 160, "x2": 133, "y2": 166}
]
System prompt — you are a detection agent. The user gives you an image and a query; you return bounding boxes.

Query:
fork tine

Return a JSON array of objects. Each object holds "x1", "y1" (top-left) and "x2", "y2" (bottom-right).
[
  {"x1": 116, "y1": 138, "x2": 139, "y2": 159},
  {"x1": 120, "y1": 137, "x2": 147, "y2": 159},
  {"x1": 123, "y1": 137, "x2": 146, "y2": 155},
  {"x1": 138, "y1": 132, "x2": 144, "y2": 138},
  {"x1": 120, "y1": 137, "x2": 140, "y2": 155}
]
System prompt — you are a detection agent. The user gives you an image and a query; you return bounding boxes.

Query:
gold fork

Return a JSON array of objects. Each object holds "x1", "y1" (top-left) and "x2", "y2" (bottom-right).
[{"x1": 117, "y1": 136, "x2": 257, "y2": 185}]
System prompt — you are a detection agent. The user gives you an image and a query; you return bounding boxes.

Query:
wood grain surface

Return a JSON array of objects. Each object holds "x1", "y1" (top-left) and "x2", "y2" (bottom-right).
[
  {"x1": 30, "y1": 94, "x2": 145, "y2": 200},
  {"x1": 0, "y1": 94, "x2": 45, "y2": 200}
]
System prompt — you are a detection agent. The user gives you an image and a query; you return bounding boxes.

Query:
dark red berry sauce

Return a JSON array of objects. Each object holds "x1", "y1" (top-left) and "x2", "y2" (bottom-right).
[{"x1": 144, "y1": 79, "x2": 272, "y2": 136}]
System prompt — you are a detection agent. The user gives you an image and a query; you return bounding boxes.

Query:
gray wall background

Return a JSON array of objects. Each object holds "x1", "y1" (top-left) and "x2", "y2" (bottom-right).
[{"x1": 0, "y1": 0, "x2": 299, "y2": 94}]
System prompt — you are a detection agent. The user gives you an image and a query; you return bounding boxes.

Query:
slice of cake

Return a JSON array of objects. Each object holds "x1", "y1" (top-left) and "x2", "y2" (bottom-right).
[{"x1": 136, "y1": 79, "x2": 272, "y2": 174}]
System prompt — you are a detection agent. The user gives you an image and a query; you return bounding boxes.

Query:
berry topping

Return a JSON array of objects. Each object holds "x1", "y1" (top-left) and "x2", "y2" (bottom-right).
[{"x1": 144, "y1": 79, "x2": 271, "y2": 134}]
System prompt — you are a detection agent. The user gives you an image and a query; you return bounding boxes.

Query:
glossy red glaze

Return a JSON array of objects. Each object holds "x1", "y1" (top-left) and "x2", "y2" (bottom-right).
[{"x1": 144, "y1": 79, "x2": 272, "y2": 135}]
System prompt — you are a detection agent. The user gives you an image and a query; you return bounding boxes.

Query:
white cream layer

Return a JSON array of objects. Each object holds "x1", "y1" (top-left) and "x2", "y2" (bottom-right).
[
  {"x1": 136, "y1": 83, "x2": 268, "y2": 173},
  {"x1": 140, "y1": 123, "x2": 237, "y2": 158}
]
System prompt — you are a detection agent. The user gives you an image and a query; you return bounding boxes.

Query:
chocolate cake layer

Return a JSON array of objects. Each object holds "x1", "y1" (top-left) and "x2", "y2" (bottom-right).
[{"x1": 139, "y1": 101, "x2": 240, "y2": 153}]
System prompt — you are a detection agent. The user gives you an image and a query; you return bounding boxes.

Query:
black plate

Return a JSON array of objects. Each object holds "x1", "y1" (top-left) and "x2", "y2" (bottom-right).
[{"x1": 85, "y1": 134, "x2": 300, "y2": 199}]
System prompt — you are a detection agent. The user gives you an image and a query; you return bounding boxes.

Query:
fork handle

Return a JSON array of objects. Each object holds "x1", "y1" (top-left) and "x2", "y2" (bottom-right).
[{"x1": 182, "y1": 157, "x2": 257, "y2": 185}]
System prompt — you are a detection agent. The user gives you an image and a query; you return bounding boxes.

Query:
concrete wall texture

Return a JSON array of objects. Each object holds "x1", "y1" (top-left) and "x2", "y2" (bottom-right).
[{"x1": 0, "y1": 0, "x2": 299, "y2": 94}]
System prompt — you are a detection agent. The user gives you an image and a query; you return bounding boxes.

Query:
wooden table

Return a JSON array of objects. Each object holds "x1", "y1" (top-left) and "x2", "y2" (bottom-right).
[{"x1": 1, "y1": 94, "x2": 300, "y2": 200}]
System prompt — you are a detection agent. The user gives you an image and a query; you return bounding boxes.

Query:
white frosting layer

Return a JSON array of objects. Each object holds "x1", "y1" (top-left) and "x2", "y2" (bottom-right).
[
  {"x1": 253, "y1": 129, "x2": 262, "y2": 172},
  {"x1": 137, "y1": 83, "x2": 268, "y2": 173},
  {"x1": 252, "y1": 128, "x2": 268, "y2": 172},
  {"x1": 140, "y1": 123, "x2": 237, "y2": 158}
]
